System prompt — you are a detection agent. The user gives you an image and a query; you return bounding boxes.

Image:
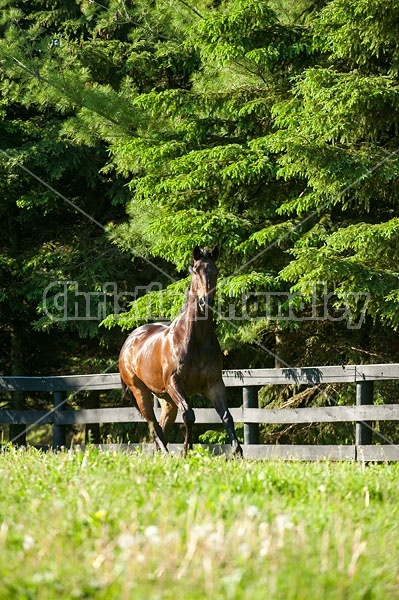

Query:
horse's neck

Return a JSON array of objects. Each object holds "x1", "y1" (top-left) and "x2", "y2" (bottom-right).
[{"x1": 179, "y1": 293, "x2": 214, "y2": 345}]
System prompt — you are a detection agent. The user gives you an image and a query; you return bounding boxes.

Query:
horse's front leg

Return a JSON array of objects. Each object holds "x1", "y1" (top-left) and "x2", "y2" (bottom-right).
[
  {"x1": 207, "y1": 381, "x2": 243, "y2": 457},
  {"x1": 167, "y1": 376, "x2": 196, "y2": 454}
]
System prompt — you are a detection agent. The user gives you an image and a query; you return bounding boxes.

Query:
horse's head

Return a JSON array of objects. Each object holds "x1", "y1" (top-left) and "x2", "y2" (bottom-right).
[{"x1": 190, "y1": 245, "x2": 219, "y2": 313}]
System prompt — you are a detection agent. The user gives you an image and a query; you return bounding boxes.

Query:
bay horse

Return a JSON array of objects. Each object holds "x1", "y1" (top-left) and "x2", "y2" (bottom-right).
[{"x1": 118, "y1": 245, "x2": 243, "y2": 456}]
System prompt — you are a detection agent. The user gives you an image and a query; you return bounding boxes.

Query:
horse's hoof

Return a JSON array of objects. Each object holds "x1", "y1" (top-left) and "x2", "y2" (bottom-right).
[
  {"x1": 155, "y1": 442, "x2": 169, "y2": 455},
  {"x1": 232, "y1": 444, "x2": 244, "y2": 458}
]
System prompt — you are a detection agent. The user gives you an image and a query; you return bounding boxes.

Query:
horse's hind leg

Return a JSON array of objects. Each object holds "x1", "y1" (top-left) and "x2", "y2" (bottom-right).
[
  {"x1": 130, "y1": 380, "x2": 168, "y2": 454},
  {"x1": 167, "y1": 377, "x2": 196, "y2": 454},
  {"x1": 159, "y1": 399, "x2": 178, "y2": 445}
]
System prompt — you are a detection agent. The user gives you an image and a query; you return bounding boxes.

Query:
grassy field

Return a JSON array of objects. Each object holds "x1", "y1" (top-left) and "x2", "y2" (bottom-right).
[{"x1": 0, "y1": 447, "x2": 399, "y2": 599}]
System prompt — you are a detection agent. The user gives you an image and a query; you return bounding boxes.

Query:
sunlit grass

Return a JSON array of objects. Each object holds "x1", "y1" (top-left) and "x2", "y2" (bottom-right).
[{"x1": 1, "y1": 447, "x2": 399, "y2": 598}]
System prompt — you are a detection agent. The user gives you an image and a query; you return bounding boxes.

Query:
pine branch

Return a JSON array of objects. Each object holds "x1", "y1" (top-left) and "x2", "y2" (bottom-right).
[
  {"x1": 176, "y1": 0, "x2": 204, "y2": 19},
  {"x1": 0, "y1": 49, "x2": 146, "y2": 137}
]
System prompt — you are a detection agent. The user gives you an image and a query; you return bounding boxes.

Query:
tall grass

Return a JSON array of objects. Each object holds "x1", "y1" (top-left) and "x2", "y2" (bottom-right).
[{"x1": 0, "y1": 447, "x2": 398, "y2": 599}]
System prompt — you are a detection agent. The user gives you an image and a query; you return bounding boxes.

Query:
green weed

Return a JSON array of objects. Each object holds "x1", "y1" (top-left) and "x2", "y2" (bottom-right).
[{"x1": 0, "y1": 447, "x2": 398, "y2": 599}]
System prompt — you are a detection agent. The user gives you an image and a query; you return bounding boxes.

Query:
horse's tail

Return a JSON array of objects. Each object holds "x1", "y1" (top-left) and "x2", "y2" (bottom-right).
[{"x1": 121, "y1": 378, "x2": 137, "y2": 409}]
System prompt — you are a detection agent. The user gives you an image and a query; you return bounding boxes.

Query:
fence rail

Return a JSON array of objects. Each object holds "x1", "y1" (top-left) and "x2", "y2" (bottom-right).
[{"x1": 1, "y1": 364, "x2": 399, "y2": 460}]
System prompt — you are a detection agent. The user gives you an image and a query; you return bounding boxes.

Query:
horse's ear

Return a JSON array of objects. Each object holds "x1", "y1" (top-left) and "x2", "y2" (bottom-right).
[
  {"x1": 193, "y1": 245, "x2": 202, "y2": 261},
  {"x1": 211, "y1": 245, "x2": 219, "y2": 261}
]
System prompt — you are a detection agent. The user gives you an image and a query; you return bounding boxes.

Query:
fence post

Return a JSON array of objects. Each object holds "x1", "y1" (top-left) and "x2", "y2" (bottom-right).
[
  {"x1": 53, "y1": 391, "x2": 67, "y2": 449},
  {"x1": 355, "y1": 381, "x2": 374, "y2": 453},
  {"x1": 243, "y1": 386, "x2": 259, "y2": 445}
]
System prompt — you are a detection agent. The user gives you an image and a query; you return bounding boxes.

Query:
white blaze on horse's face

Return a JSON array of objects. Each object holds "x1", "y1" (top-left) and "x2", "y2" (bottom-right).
[{"x1": 191, "y1": 259, "x2": 218, "y2": 312}]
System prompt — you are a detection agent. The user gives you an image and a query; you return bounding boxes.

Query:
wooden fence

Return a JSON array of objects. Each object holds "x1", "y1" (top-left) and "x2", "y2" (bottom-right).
[{"x1": 1, "y1": 363, "x2": 399, "y2": 460}]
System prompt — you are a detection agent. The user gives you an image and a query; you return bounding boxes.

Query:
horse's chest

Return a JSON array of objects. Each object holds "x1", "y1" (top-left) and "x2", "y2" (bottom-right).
[{"x1": 177, "y1": 349, "x2": 220, "y2": 393}]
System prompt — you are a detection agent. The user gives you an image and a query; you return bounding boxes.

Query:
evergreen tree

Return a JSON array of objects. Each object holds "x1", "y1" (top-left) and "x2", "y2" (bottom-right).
[
  {"x1": 0, "y1": 0, "x2": 152, "y2": 441},
  {"x1": 103, "y1": 0, "x2": 399, "y2": 368},
  {"x1": 102, "y1": 0, "x2": 314, "y2": 367},
  {"x1": 3, "y1": 0, "x2": 399, "y2": 385},
  {"x1": 271, "y1": 0, "x2": 399, "y2": 361}
]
